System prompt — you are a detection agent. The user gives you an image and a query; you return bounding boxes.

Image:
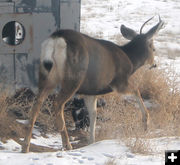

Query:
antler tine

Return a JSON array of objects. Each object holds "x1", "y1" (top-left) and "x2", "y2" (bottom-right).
[
  {"x1": 145, "y1": 14, "x2": 164, "y2": 39},
  {"x1": 158, "y1": 14, "x2": 161, "y2": 21},
  {"x1": 158, "y1": 14, "x2": 163, "y2": 24},
  {"x1": 155, "y1": 14, "x2": 164, "y2": 32},
  {"x1": 140, "y1": 16, "x2": 154, "y2": 34}
]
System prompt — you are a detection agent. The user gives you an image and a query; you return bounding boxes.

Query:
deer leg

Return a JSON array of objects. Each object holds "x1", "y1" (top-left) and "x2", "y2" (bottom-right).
[
  {"x1": 84, "y1": 96, "x2": 97, "y2": 144},
  {"x1": 53, "y1": 78, "x2": 85, "y2": 150},
  {"x1": 54, "y1": 103, "x2": 72, "y2": 150},
  {"x1": 134, "y1": 89, "x2": 149, "y2": 131},
  {"x1": 21, "y1": 90, "x2": 49, "y2": 153},
  {"x1": 54, "y1": 101, "x2": 73, "y2": 150}
]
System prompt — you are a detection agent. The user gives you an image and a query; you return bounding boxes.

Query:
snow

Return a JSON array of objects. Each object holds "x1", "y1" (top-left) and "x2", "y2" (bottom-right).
[
  {"x1": 16, "y1": 119, "x2": 29, "y2": 125},
  {"x1": 1, "y1": 0, "x2": 180, "y2": 164},
  {"x1": 30, "y1": 134, "x2": 62, "y2": 150},
  {"x1": 1, "y1": 136, "x2": 180, "y2": 165}
]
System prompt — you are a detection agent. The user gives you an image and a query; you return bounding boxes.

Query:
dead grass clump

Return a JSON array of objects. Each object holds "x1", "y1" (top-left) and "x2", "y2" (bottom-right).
[
  {"x1": 0, "y1": 88, "x2": 26, "y2": 142},
  {"x1": 96, "y1": 92, "x2": 143, "y2": 141},
  {"x1": 0, "y1": 89, "x2": 8, "y2": 118},
  {"x1": 0, "y1": 88, "x2": 57, "y2": 143},
  {"x1": 137, "y1": 68, "x2": 170, "y2": 101},
  {"x1": 104, "y1": 158, "x2": 117, "y2": 165},
  {"x1": 0, "y1": 113, "x2": 26, "y2": 143},
  {"x1": 124, "y1": 137, "x2": 153, "y2": 155},
  {"x1": 136, "y1": 67, "x2": 180, "y2": 135},
  {"x1": 6, "y1": 88, "x2": 35, "y2": 119}
]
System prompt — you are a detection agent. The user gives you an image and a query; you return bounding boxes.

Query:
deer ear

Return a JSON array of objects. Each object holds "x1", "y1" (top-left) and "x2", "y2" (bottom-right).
[
  {"x1": 120, "y1": 25, "x2": 137, "y2": 40},
  {"x1": 145, "y1": 16, "x2": 164, "y2": 40}
]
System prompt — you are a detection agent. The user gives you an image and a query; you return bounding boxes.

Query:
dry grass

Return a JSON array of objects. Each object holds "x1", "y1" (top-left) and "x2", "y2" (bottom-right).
[
  {"x1": 123, "y1": 137, "x2": 153, "y2": 155},
  {"x1": 0, "y1": 88, "x2": 57, "y2": 142},
  {"x1": 0, "y1": 88, "x2": 27, "y2": 142},
  {"x1": 138, "y1": 67, "x2": 180, "y2": 136},
  {"x1": 104, "y1": 158, "x2": 117, "y2": 165},
  {"x1": 0, "y1": 88, "x2": 8, "y2": 118}
]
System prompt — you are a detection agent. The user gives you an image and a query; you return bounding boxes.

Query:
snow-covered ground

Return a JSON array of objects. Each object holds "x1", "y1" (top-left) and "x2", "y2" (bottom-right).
[
  {"x1": 1, "y1": 0, "x2": 180, "y2": 164},
  {"x1": 1, "y1": 134, "x2": 180, "y2": 165}
]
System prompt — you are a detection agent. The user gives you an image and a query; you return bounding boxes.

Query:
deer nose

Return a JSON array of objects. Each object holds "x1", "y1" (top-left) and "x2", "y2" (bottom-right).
[{"x1": 149, "y1": 64, "x2": 157, "y2": 70}]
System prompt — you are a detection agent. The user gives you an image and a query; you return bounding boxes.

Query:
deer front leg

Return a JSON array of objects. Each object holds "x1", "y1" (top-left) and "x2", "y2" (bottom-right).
[
  {"x1": 84, "y1": 96, "x2": 97, "y2": 144},
  {"x1": 134, "y1": 89, "x2": 149, "y2": 131}
]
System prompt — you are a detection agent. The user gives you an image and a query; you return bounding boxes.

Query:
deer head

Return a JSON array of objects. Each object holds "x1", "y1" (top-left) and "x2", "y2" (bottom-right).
[{"x1": 120, "y1": 15, "x2": 164, "y2": 72}]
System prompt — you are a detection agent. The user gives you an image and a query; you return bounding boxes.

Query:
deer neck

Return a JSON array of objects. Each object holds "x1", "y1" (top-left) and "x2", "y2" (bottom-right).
[{"x1": 120, "y1": 43, "x2": 148, "y2": 74}]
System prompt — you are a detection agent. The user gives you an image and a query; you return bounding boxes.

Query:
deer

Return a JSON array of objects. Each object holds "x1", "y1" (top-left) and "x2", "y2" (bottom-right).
[{"x1": 21, "y1": 16, "x2": 164, "y2": 153}]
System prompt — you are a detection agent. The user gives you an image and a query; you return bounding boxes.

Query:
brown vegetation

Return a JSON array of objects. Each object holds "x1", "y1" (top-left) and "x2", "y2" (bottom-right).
[{"x1": 104, "y1": 158, "x2": 117, "y2": 165}]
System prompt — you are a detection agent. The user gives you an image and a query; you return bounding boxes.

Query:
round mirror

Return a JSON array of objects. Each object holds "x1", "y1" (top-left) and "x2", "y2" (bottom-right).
[{"x1": 2, "y1": 21, "x2": 25, "y2": 46}]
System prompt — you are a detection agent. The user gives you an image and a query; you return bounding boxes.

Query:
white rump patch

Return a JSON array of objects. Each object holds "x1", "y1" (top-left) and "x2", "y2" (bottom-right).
[
  {"x1": 40, "y1": 38, "x2": 55, "y2": 63},
  {"x1": 53, "y1": 38, "x2": 67, "y2": 80},
  {"x1": 40, "y1": 37, "x2": 67, "y2": 80}
]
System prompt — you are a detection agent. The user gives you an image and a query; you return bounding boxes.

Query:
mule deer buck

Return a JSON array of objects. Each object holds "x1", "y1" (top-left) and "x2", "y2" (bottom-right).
[{"x1": 22, "y1": 16, "x2": 164, "y2": 152}]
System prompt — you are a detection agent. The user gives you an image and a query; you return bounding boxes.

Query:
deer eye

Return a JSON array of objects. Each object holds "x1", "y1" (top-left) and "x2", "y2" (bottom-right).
[
  {"x1": 149, "y1": 43, "x2": 155, "y2": 51},
  {"x1": 152, "y1": 45, "x2": 156, "y2": 52}
]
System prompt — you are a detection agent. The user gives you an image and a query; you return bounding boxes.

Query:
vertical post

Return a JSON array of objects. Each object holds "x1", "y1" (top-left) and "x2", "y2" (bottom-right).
[{"x1": 13, "y1": 49, "x2": 17, "y2": 88}]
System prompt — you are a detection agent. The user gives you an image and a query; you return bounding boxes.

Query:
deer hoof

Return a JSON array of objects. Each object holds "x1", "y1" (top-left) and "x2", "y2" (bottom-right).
[
  {"x1": 66, "y1": 143, "x2": 73, "y2": 150},
  {"x1": 143, "y1": 123, "x2": 148, "y2": 132},
  {"x1": 63, "y1": 142, "x2": 73, "y2": 150},
  {"x1": 21, "y1": 145, "x2": 30, "y2": 153},
  {"x1": 142, "y1": 113, "x2": 150, "y2": 132},
  {"x1": 143, "y1": 118, "x2": 149, "y2": 132}
]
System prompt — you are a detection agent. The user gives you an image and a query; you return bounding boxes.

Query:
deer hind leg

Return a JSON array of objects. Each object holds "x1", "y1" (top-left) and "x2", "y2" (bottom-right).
[
  {"x1": 21, "y1": 89, "x2": 51, "y2": 153},
  {"x1": 84, "y1": 96, "x2": 97, "y2": 144},
  {"x1": 134, "y1": 89, "x2": 149, "y2": 131},
  {"x1": 53, "y1": 77, "x2": 86, "y2": 150},
  {"x1": 54, "y1": 101, "x2": 72, "y2": 150},
  {"x1": 54, "y1": 93, "x2": 74, "y2": 150}
]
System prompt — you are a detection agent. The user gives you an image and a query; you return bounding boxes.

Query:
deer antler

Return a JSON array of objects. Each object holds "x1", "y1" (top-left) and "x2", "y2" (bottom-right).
[{"x1": 140, "y1": 16, "x2": 154, "y2": 34}]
